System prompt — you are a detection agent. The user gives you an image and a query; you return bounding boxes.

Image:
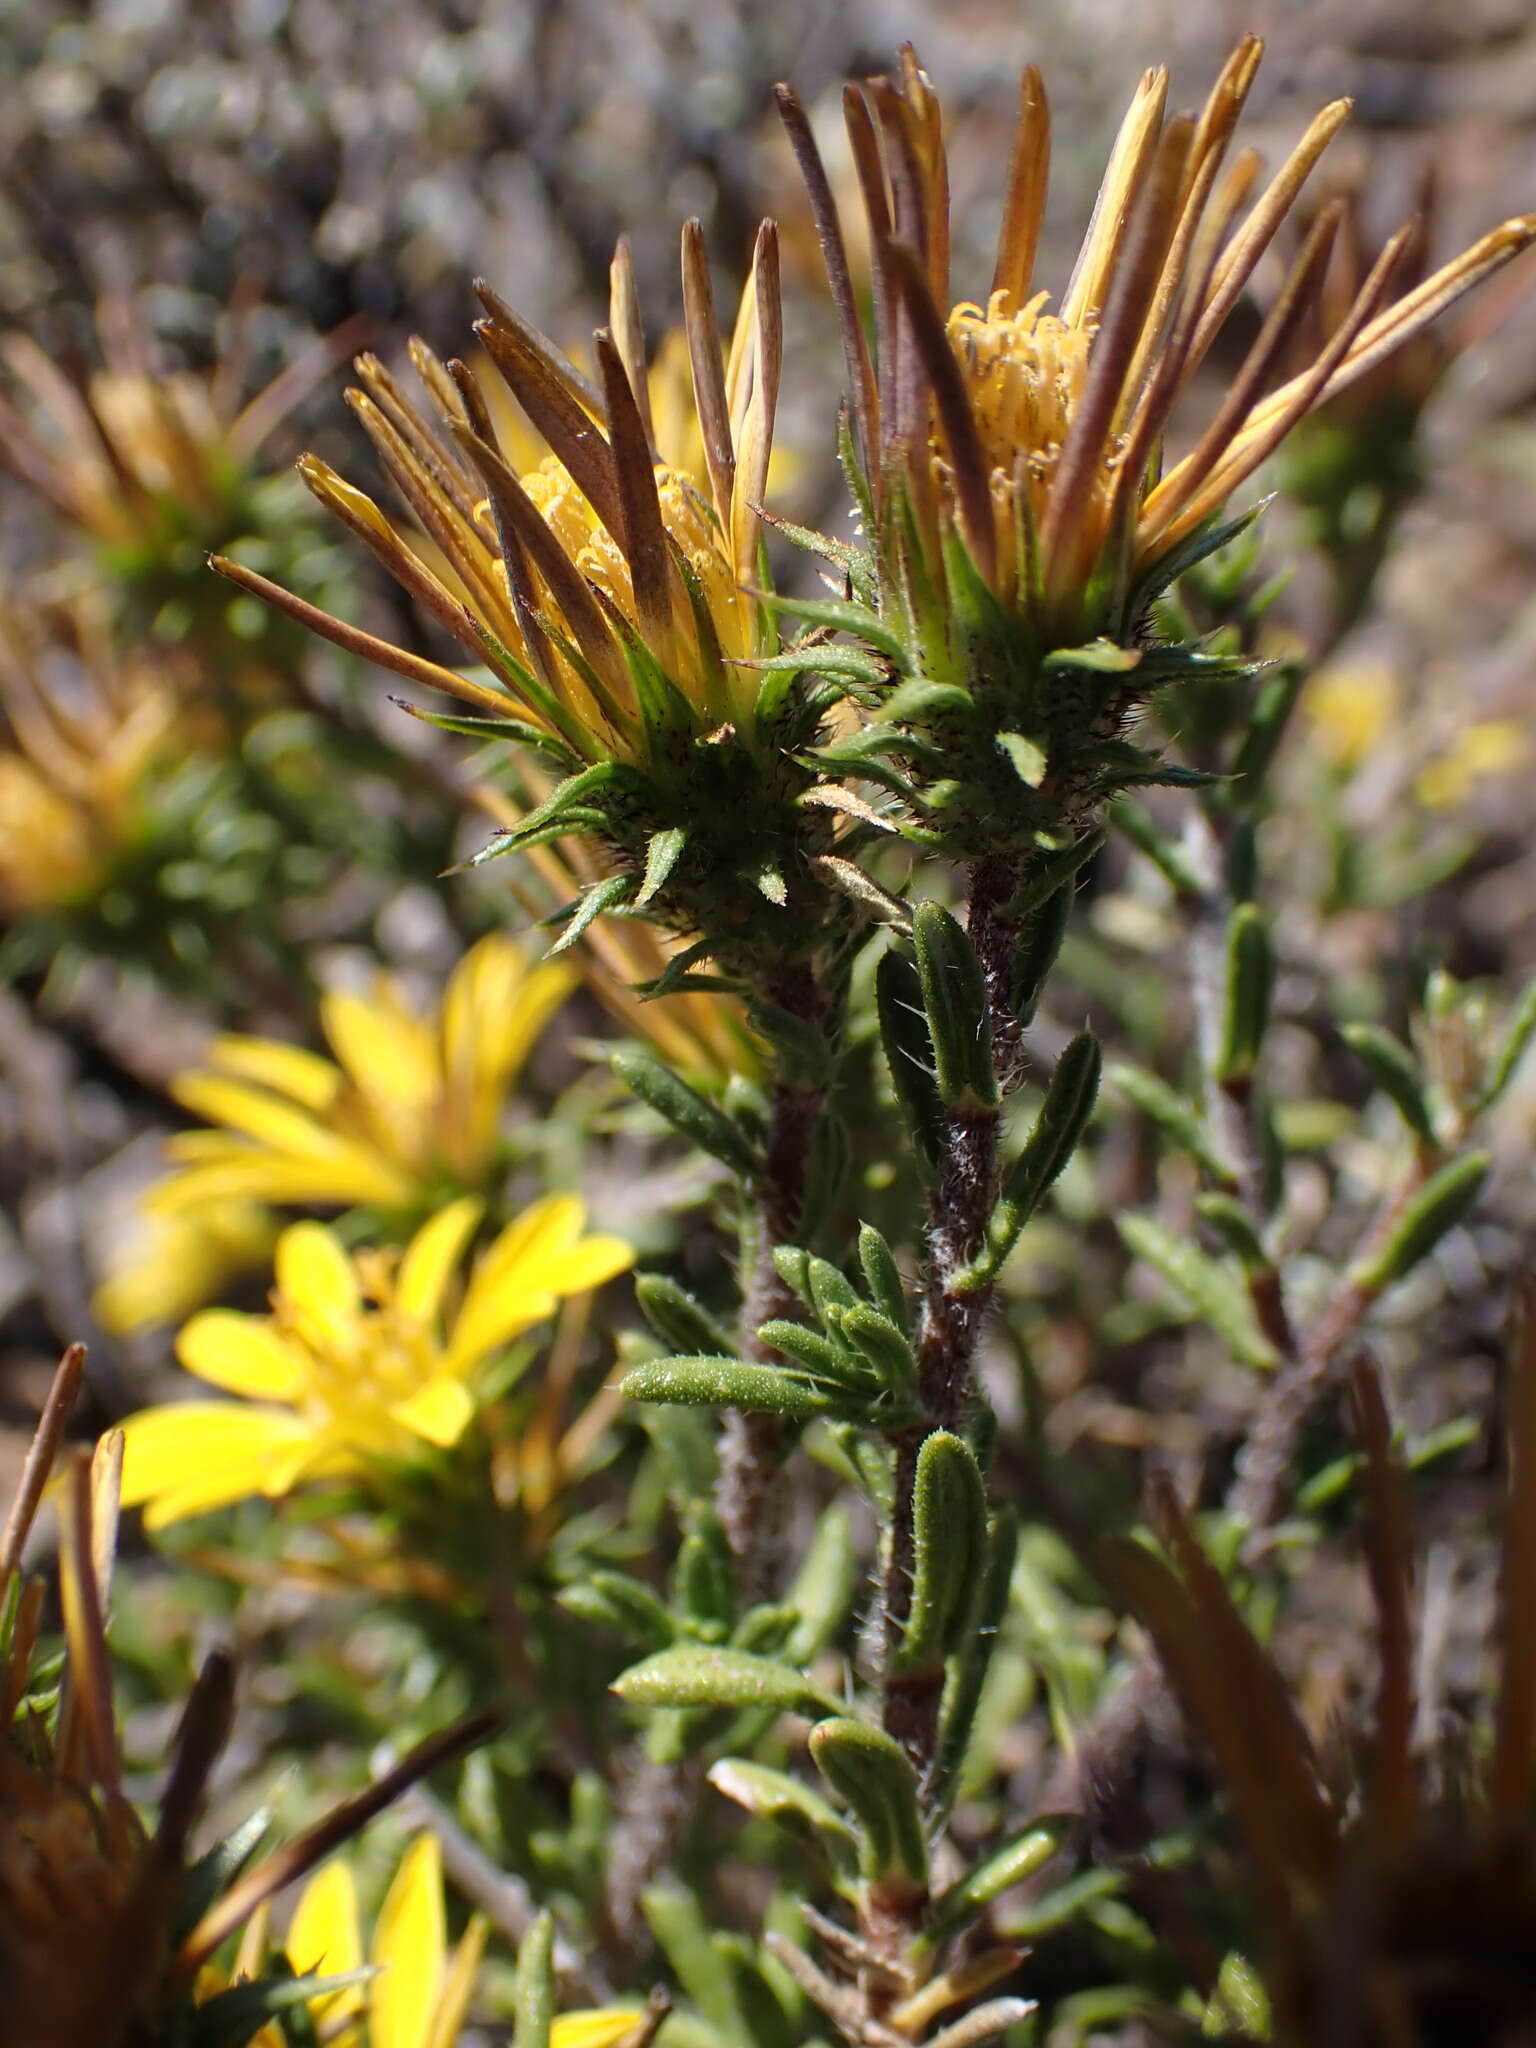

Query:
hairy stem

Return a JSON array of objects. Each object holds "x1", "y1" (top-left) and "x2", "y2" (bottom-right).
[
  {"x1": 715, "y1": 964, "x2": 825, "y2": 1599},
  {"x1": 881, "y1": 868, "x2": 1015, "y2": 1769}
]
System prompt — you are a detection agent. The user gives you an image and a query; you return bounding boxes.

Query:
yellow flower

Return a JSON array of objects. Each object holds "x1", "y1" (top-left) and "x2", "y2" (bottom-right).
[
  {"x1": 213, "y1": 220, "x2": 784, "y2": 770},
  {"x1": 0, "y1": 595, "x2": 174, "y2": 916},
  {"x1": 0, "y1": 290, "x2": 351, "y2": 553},
  {"x1": 779, "y1": 41, "x2": 1535, "y2": 646},
  {"x1": 1306, "y1": 660, "x2": 1403, "y2": 771},
  {"x1": 117, "y1": 1195, "x2": 633, "y2": 1526},
  {"x1": 1, "y1": 1349, "x2": 492, "y2": 2046},
  {"x1": 284, "y1": 1836, "x2": 644, "y2": 2048},
  {"x1": 93, "y1": 1196, "x2": 279, "y2": 1336},
  {"x1": 1415, "y1": 718, "x2": 1529, "y2": 809},
  {"x1": 147, "y1": 932, "x2": 572, "y2": 1218}
]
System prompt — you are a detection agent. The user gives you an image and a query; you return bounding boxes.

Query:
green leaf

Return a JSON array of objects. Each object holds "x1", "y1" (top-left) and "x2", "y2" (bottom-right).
[
  {"x1": 707, "y1": 1758, "x2": 857, "y2": 1865},
  {"x1": 893, "y1": 1432, "x2": 989, "y2": 1673},
  {"x1": 1118, "y1": 1214, "x2": 1280, "y2": 1370},
  {"x1": 513, "y1": 1913, "x2": 556, "y2": 2048},
  {"x1": 191, "y1": 1971, "x2": 375, "y2": 2048},
  {"x1": 913, "y1": 901, "x2": 998, "y2": 1111},
  {"x1": 1349, "y1": 1150, "x2": 1492, "y2": 1293},
  {"x1": 1041, "y1": 638, "x2": 1141, "y2": 676},
  {"x1": 1012, "y1": 882, "x2": 1071, "y2": 1030},
  {"x1": 747, "y1": 644, "x2": 892, "y2": 690},
  {"x1": 785, "y1": 1503, "x2": 861, "y2": 1663},
  {"x1": 548, "y1": 871, "x2": 636, "y2": 955},
  {"x1": 635, "y1": 827, "x2": 688, "y2": 907},
  {"x1": 858, "y1": 1224, "x2": 909, "y2": 1334},
  {"x1": 996, "y1": 731, "x2": 1048, "y2": 787},
  {"x1": 175, "y1": 1809, "x2": 271, "y2": 1943},
  {"x1": 876, "y1": 948, "x2": 946, "y2": 1178},
  {"x1": 621, "y1": 1356, "x2": 836, "y2": 1418},
  {"x1": 809, "y1": 1718, "x2": 928, "y2": 1891},
  {"x1": 806, "y1": 1254, "x2": 861, "y2": 1323},
  {"x1": 935, "y1": 1511, "x2": 1018, "y2": 1813},
  {"x1": 1230, "y1": 661, "x2": 1306, "y2": 802},
  {"x1": 612, "y1": 1046, "x2": 760, "y2": 1180},
  {"x1": 883, "y1": 677, "x2": 975, "y2": 725},
  {"x1": 642, "y1": 1889, "x2": 748, "y2": 2046},
  {"x1": 1195, "y1": 1193, "x2": 1268, "y2": 1272},
  {"x1": 615, "y1": 1647, "x2": 839, "y2": 1717},
  {"x1": 759, "y1": 590, "x2": 909, "y2": 664},
  {"x1": 499, "y1": 761, "x2": 624, "y2": 844},
  {"x1": 1203, "y1": 1952, "x2": 1272, "y2": 2039},
  {"x1": 559, "y1": 1570, "x2": 675, "y2": 1650},
  {"x1": 928, "y1": 1819, "x2": 1066, "y2": 1939},
  {"x1": 965, "y1": 1032, "x2": 1100, "y2": 1288},
  {"x1": 755, "y1": 1319, "x2": 865, "y2": 1387},
  {"x1": 1111, "y1": 1062, "x2": 1231, "y2": 1180},
  {"x1": 1110, "y1": 796, "x2": 1204, "y2": 898},
  {"x1": 634, "y1": 1275, "x2": 735, "y2": 1357},
  {"x1": 1477, "y1": 974, "x2": 1536, "y2": 1112},
  {"x1": 1341, "y1": 1022, "x2": 1437, "y2": 1146},
  {"x1": 1214, "y1": 904, "x2": 1274, "y2": 1084},
  {"x1": 675, "y1": 1513, "x2": 737, "y2": 1641},
  {"x1": 996, "y1": 828, "x2": 1106, "y2": 920},
  {"x1": 1132, "y1": 498, "x2": 1271, "y2": 609},
  {"x1": 834, "y1": 1305, "x2": 919, "y2": 1415}
]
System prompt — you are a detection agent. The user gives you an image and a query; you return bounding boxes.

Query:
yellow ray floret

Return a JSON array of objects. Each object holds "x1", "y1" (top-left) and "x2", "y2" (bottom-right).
[
  {"x1": 117, "y1": 1195, "x2": 633, "y2": 1526},
  {"x1": 280, "y1": 1832, "x2": 645, "y2": 2048},
  {"x1": 144, "y1": 933, "x2": 570, "y2": 1222}
]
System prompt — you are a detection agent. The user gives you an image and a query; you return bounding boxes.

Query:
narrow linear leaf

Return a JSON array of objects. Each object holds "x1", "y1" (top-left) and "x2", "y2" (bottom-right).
[
  {"x1": 913, "y1": 901, "x2": 997, "y2": 1111},
  {"x1": 1341, "y1": 1022, "x2": 1437, "y2": 1147},
  {"x1": 1215, "y1": 903, "x2": 1274, "y2": 1084},
  {"x1": 966, "y1": 1032, "x2": 1100, "y2": 1288},
  {"x1": 1118, "y1": 1214, "x2": 1280, "y2": 1370},
  {"x1": 1111, "y1": 1062, "x2": 1231, "y2": 1181},
  {"x1": 635, "y1": 827, "x2": 688, "y2": 907},
  {"x1": 621, "y1": 1356, "x2": 835, "y2": 1419},
  {"x1": 612, "y1": 1047, "x2": 760, "y2": 1180},
  {"x1": 1349, "y1": 1150, "x2": 1492, "y2": 1294},
  {"x1": 1477, "y1": 975, "x2": 1536, "y2": 1112},
  {"x1": 615, "y1": 1646, "x2": 839, "y2": 1717},
  {"x1": 808, "y1": 1717, "x2": 928, "y2": 1890}
]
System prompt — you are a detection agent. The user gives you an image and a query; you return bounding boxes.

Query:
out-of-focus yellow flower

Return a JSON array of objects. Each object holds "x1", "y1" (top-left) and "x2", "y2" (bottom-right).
[
  {"x1": 93, "y1": 1196, "x2": 278, "y2": 1336},
  {"x1": 781, "y1": 41, "x2": 1535, "y2": 647},
  {"x1": 0, "y1": 596, "x2": 174, "y2": 916},
  {"x1": 150, "y1": 933, "x2": 572, "y2": 1217},
  {"x1": 0, "y1": 291, "x2": 355, "y2": 555},
  {"x1": 117, "y1": 1195, "x2": 632, "y2": 1526},
  {"x1": 283, "y1": 1836, "x2": 644, "y2": 2048},
  {"x1": 2, "y1": 1348, "x2": 490, "y2": 2045},
  {"x1": 1306, "y1": 660, "x2": 1402, "y2": 770},
  {"x1": 1415, "y1": 719, "x2": 1529, "y2": 809}
]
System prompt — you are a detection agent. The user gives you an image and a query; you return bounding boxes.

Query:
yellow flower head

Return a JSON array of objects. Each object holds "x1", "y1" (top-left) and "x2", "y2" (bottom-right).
[
  {"x1": 1306, "y1": 660, "x2": 1403, "y2": 772},
  {"x1": 0, "y1": 291, "x2": 350, "y2": 553},
  {"x1": 283, "y1": 1835, "x2": 645, "y2": 2048},
  {"x1": 148, "y1": 932, "x2": 572, "y2": 1220},
  {"x1": 1415, "y1": 718, "x2": 1530, "y2": 810},
  {"x1": 0, "y1": 595, "x2": 174, "y2": 916},
  {"x1": 215, "y1": 221, "x2": 783, "y2": 771},
  {"x1": 94, "y1": 1196, "x2": 279, "y2": 1337},
  {"x1": 118, "y1": 1194, "x2": 632, "y2": 1526},
  {"x1": 779, "y1": 41, "x2": 1535, "y2": 645}
]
